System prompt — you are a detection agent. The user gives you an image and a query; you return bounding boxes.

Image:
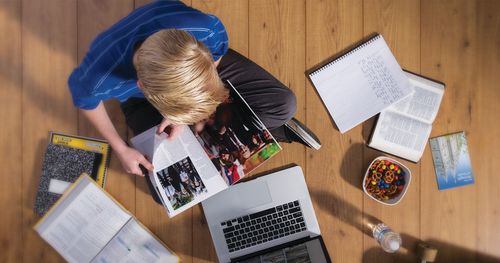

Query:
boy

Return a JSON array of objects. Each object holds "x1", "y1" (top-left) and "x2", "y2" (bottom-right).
[{"x1": 69, "y1": 1, "x2": 320, "y2": 201}]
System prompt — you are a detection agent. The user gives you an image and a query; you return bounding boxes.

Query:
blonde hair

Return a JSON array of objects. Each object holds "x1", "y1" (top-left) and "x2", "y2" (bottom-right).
[{"x1": 135, "y1": 29, "x2": 228, "y2": 124}]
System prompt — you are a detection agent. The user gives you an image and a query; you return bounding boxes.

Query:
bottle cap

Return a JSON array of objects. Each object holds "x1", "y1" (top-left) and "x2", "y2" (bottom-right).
[{"x1": 389, "y1": 239, "x2": 400, "y2": 251}]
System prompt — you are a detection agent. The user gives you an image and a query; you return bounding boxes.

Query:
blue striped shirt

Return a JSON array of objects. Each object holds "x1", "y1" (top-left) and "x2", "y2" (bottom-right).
[{"x1": 68, "y1": 1, "x2": 228, "y2": 109}]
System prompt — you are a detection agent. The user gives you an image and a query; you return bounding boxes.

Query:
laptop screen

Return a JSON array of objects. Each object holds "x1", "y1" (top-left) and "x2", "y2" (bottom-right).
[{"x1": 232, "y1": 236, "x2": 331, "y2": 263}]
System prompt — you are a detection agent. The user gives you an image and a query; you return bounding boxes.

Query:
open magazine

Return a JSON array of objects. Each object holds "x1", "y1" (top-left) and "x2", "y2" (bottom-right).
[{"x1": 131, "y1": 81, "x2": 282, "y2": 217}]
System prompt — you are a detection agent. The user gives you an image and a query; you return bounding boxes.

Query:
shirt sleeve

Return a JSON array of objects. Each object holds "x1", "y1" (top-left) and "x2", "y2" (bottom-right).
[{"x1": 68, "y1": 31, "x2": 133, "y2": 110}]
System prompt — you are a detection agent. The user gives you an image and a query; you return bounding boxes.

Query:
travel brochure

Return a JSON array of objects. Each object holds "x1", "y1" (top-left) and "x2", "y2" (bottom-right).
[{"x1": 429, "y1": 132, "x2": 474, "y2": 190}]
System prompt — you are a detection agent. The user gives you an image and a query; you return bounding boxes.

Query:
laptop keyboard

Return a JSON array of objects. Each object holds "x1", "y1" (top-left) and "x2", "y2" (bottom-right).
[{"x1": 220, "y1": 200, "x2": 307, "y2": 253}]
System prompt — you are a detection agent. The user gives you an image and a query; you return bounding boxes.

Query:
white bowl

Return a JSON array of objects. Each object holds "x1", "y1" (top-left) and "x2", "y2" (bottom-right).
[{"x1": 362, "y1": 156, "x2": 411, "y2": 206}]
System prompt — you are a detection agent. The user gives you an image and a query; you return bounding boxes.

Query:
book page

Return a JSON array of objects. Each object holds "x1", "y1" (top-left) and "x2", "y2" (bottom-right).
[
  {"x1": 35, "y1": 176, "x2": 131, "y2": 263},
  {"x1": 130, "y1": 129, "x2": 157, "y2": 159},
  {"x1": 92, "y1": 219, "x2": 178, "y2": 263},
  {"x1": 132, "y1": 126, "x2": 227, "y2": 218},
  {"x1": 387, "y1": 72, "x2": 444, "y2": 124},
  {"x1": 309, "y1": 35, "x2": 412, "y2": 133},
  {"x1": 370, "y1": 111, "x2": 432, "y2": 162}
]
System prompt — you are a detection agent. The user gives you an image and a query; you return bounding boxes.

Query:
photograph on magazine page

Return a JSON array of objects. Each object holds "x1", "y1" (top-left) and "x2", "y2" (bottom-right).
[
  {"x1": 192, "y1": 87, "x2": 281, "y2": 186},
  {"x1": 156, "y1": 157, "x2": 207, "y2": 210}
]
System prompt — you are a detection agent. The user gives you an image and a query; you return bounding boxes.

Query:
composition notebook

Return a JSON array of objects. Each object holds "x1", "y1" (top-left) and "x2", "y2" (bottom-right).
[
  {"x1": 308, "y1": 34, "x2": 412, "y2": 133},
  {"x1": 49, "y1": 132, "x2": 111, "y2": 187},
  {"x1": 34, "y1": 144, "x2": 102, "y2": 216},
  {"x1": 34, "y1": 132, "x2": 111, "y2": 216}
]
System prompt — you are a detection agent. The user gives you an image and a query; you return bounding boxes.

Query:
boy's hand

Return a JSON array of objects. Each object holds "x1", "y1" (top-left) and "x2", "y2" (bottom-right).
[
  {"x1": 116, "y1": 145, "x2": 154, "y2": 176},
  {"x1": 157, "y1": 118, "x2": 184, "y2": 140}
]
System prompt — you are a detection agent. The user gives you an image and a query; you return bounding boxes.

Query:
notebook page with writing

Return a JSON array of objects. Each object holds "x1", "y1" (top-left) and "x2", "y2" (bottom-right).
[{"x1": 309, "y1": 35, "x2": 412, "y2": 133}]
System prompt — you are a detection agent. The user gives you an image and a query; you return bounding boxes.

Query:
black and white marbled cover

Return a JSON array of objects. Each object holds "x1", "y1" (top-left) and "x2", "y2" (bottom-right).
[{"x1": 34, "y1": 144, "x2": 102, "y2": 216}]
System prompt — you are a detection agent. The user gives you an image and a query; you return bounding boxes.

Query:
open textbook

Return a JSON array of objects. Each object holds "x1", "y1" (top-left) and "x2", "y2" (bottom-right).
[
  {"x1": 34, "y1": 174, "x2": 178, "y2": 263},
  {"x1": 369, "y1": 71, "x2": 445, "y2": 162},
  {"x1": 131, "y1": 81, "x2": 282, "y2": 217}
]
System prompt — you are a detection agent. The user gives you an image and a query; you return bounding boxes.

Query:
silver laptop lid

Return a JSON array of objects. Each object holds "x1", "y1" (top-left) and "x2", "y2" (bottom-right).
[{"x1": 202, "y1": 166, "x2": 321, "y2": 263}]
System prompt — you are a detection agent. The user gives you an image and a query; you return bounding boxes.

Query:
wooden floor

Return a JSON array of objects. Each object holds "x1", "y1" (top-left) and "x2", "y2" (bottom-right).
[{"x1": 1, "y1": 0, "x2": 499, "y2": 262}]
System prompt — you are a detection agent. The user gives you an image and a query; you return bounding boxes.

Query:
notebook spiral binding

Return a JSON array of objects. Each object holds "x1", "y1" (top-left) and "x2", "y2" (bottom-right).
[{"x1": 309, "y1": 34, "x2": 381, "y2": 77}]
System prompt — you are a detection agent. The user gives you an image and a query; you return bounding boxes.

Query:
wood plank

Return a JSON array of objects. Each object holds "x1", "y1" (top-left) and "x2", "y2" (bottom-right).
[
  {"x1": 305, "y1": 1, "x2": 365, "y2": 262},
  {"x1": 77, "y1": 0, "x2": 136, "y2": 212},
  {"x1": 189, "y1": 1, "x2": 249, "y2": 261},
  {"x1": 193, "y1": 0, "x2": 248, "y2": 56},
  {"x1": 21, "y1": 0, "x2": 78, "y2": 262},
  {"x1": 249, "y1": 0, "x2": 306, "y2": 172},
  {"x1": 131, "y1": 1, "x2": 194, "y2": 262},
  {"x1": 135, "y1": 0, "x2": 192, "y2": 8},
  {"x1": 0, "y1": 1, "x2": 22, "y2": 262},
  {"x1": 420, "y1": 0, "x2": 478, "y2": 261},
  {"x1": 362, "y1": 0, "x2": 421, "y2": 262},
  {"x1": 475, "y1": 1, "x2": 500, "y2": 260}
]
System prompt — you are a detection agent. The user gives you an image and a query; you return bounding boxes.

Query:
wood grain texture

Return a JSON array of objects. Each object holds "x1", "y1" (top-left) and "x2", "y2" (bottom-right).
[
  {"x1": 420, "y1": 0, "x2": 479, "y2": 262},
  {"x1": 0, "y1": 1, "x2": 499, "y2": 262},
  {"x1": 249, "y1": 0, "x2": 306, "y2": 174},
  {"x1": 0, "y1": 1, "x2": 22, "y2": 262},
  {"x1": 475, "y1": 1, "x2": 500, "y2": 260},
  {"x1": 306, "y1": 1, "x2": 365, "y2": 262},
  {"x1": 193, "y1": 0, "x2": 248, "y2": 56},
  {"x1": 362, "y1": 1, "x2": 421, "y2": 262},
  {"x1": 21, "y1": 0, "x2": 78, "y2": 262}
]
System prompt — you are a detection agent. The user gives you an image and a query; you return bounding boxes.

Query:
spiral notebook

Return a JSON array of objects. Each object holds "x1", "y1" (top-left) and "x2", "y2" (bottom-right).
[{"x1": 308, "y1": 34, "x2": 412, "y2": 133}]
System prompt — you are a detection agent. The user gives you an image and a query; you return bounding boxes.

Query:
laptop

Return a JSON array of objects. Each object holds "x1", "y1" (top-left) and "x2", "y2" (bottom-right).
[{"x1": 202, "y1": 166, "x2": 331, "y2": 262}]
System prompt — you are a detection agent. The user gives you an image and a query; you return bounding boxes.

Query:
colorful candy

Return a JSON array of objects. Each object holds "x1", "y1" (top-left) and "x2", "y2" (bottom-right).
[{"x1": 364, "y1": 159, "x2": 406, "y2": 202}]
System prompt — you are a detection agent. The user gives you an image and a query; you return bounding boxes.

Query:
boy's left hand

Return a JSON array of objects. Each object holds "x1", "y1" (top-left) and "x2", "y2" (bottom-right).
[{"x1": 157, "y1": 118, "x2": 184, "y2": 140}]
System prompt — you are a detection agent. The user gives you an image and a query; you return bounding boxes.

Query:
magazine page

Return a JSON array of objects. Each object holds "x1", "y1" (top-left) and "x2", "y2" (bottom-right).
[
  {"x1": 192, "y1": 81, "x2": 282, "y2": 186},
  {"x1": 35, "y1": 176, "x2": 131, "y2": 263},
  {"x1": 92, "y1": 219, "x2": 178, "y2": 263},
  {"x1": 132, "y1": 126, "x2": 228, "y2": 217}
]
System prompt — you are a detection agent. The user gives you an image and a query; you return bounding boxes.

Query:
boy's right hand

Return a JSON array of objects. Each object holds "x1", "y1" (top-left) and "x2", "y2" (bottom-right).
[{"x1": 116, "y1": 145, "x2": 154, "y2": 176}]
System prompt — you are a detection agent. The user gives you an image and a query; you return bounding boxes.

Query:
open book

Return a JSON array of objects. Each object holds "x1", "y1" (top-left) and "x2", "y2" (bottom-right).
[
  {"x1": 368, "y1": 71, "x2": 445, "y2": 162},
  {"x1": 131, "y1": 81, "x2": 282, "y2": 217},
  {"x1": 34, "y1": 174, "x2": 178, "y2": 263},
  {"x1": 308, "y1": 34, "x2": 413, "y2": 133}
]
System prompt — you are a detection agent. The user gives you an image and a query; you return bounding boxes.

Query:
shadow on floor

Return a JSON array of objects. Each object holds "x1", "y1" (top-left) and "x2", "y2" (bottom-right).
[
  {"x1": 363, "y1": 234, "x2": 500, "y2": 263},
  {"x1": 339, "y1": 142, "x2": 365, "y2": 191},
  {"x1": 310, "y1": 188, "x2": 500, "y2": 262}
]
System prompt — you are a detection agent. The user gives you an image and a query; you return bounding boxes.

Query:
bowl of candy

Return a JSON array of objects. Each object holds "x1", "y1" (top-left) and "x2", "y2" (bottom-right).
[{"x1": 363, "y1": 156, "x2": 411, "y2": 205}]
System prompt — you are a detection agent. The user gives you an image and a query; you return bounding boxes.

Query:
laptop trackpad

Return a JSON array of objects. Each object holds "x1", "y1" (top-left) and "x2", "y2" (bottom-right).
[{"x1": 238, "y1": 181, "x2": 273, "y2": 210}]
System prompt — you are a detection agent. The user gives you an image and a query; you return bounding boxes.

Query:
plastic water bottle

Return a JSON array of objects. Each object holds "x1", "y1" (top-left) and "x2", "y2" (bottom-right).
[{"x1": 372, "y1": 223, "x2": 402, "y2": 253}]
